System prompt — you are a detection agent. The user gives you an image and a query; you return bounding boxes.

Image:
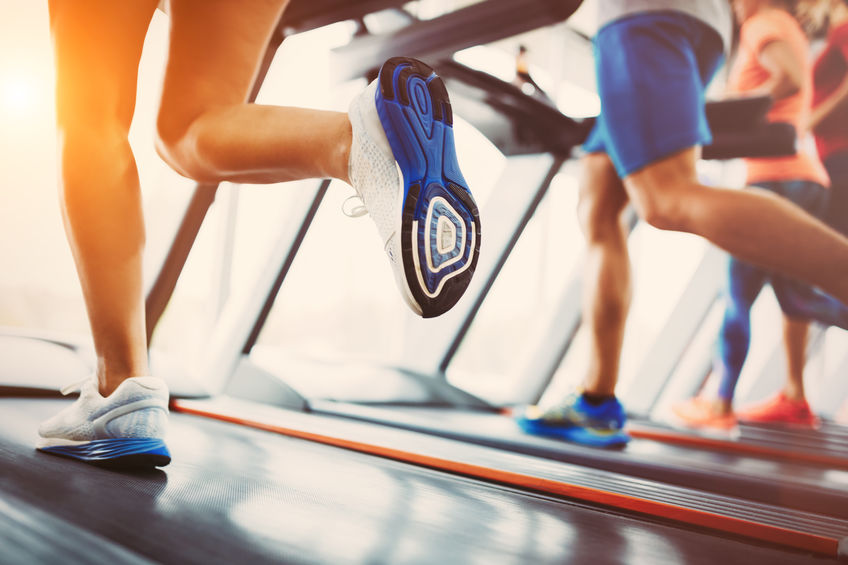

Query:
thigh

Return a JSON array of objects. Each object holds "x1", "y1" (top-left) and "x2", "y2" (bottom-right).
[
  {"x1": 158, "y1": 0, "x2": 290, "y2": 135},
  {"x1": 594, "y1": 12, "x2": 721, "y2": 178},
  {"x1": 49, "y1": 0, "x2": 158, "y2": 129}
]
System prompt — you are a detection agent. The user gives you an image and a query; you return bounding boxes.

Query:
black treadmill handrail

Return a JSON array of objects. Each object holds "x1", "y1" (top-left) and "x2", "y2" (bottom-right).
[
  {"x1": 437, "y1": 59, "x2": 593, "y2": 157},
  {"x1": 281, "y1": 0, "x2": 407, "y2": 35},
  {"x1": 331, "y1": 0, "x2": 582, "y2": 82}
]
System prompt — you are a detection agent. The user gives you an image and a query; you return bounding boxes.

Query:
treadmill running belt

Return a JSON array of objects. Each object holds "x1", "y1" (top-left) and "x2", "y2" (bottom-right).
[{"x1": 0, "y1": 398, "x2": 835, "y2": 564}]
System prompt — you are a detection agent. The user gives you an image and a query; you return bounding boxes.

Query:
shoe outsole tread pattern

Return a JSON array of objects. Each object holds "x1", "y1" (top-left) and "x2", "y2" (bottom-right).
[
  {"x1": 38, "y1": 438, "x2": 171, "y2": 469},
  {"x1": 376, "y1": 57, "x2": 480, "y2": 318}
]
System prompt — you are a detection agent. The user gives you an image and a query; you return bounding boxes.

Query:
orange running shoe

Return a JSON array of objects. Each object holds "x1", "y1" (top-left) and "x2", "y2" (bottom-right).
[
  {"x1": 672, "y1": 396, "x2": 737, "y2": 430},
  {"x1": 736, "y1": 393, "x2": 819, "y2": 428}
]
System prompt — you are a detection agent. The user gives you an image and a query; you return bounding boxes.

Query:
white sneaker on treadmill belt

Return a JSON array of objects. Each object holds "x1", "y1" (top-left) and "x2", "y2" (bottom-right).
[{"x1": 37, "y1": 376, "x2": 171, "y2": 468}]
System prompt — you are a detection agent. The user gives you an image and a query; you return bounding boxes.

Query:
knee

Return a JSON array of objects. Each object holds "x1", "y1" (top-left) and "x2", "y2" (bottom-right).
[
  {"x1": 155, "y1": 112, "x2": 202, "y2": 180},
  {"x1": 720, "y1": 313, "x2": 750, "y2": 351},
  {"x1": 721, "y1": 284, "x2": 753, "y2": 332},
  {"x1": 722, "y1": 301, "x2": 749, "y2": 329},
  {"x1": 773, "y1": 282, "x2": 813, "y2": 320},
  {"x1": 56, "y1": 87, "x2": 129, "y2": 148},
  {"x1": 626, "y1": 178, "x2": 694, "y2": 232},
  {"x1": 578, "y1": 189, "x2": 628, "y2": 245},
  {"x1": 59, "y1": 115, "x2": 120, "y2": 150},
  {"x1": 157, "y1": 114, "x2": 243, "y2": 185},
  {"x1": 579, "y1": 155, "x2": 629, "y2": 244},
  {"x1": 154, "y1": 112, "x2": 179, "y2": 161},
  {"x1": 57, "y1": 111, "x2": 133, "y2": 179}
]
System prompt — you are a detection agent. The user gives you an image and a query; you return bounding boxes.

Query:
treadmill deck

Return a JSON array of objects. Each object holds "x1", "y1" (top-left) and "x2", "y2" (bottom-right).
[{"x1": 0, "y1": 398, "x2": 835, "y2": 564}]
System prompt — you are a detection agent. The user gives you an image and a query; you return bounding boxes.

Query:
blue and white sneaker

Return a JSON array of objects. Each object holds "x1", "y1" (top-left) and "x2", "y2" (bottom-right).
[
  {"x1": 348, "y1": 57, "x2": 481, "y2": 318},
  {"x1": 37, "y1": 376, "x2": 171, "y2": 468},
  {"x1": 516, "y1": 393, "x2": 630, "y2": 448}
]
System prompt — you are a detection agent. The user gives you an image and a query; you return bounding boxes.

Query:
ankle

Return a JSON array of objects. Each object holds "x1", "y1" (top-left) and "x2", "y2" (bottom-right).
[
  {"x1": 97, "y1": 367, "x2": 149, "y2": 397},
  {"x1": 99, "y1": 378, "x2": 124, "y2": 397},
  {"x1": 337, "y1": 117, "x2": 353, "y2": 184},
  {"x1": 714, "y1": 398, "x2": 733, "y2": 416},
  {"x1": 581, "y1": 391, "x2": 617, "y2": 405},
  {"x1": 782, "y1": 386, "x2": 806, "y2": 403}
]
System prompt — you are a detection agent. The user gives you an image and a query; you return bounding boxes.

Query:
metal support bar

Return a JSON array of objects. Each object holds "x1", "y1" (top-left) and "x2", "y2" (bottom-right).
[
  {"x1": 211, "y1": 185, "x2": 240, "y2": 321},
  {"x1": 398, "y1": 155, "x2": 563, "y2": 377},
  {"x1": 816, "y1": 333, "x2": 848, "y2": 418},
  {"x1": 439, "y1": 157, "x2": 565, "y2": 373},
  {"x1": 196, "y1": 182, "x2": 329, "y2": 394},
  {"x1": 510, "y1": 263, "x2": 582, "y2": 405},
  {"x1": 510, "y1": 208, "x2": 638, "y2": 406},
  {"x1": 647, "y1": 301, "x2": 725, "y2": 419},
  {"x1": 145, "y1": 184, "x2": 217, "y2": 342},
  {"x1": 437, "y1": 60, "x2": 593, "y2": 157},
  {"x1": 621, "y1": 245, "x2": 726, "y2": 417},
  {"x1": 282, "y1": 0, "x2": 406, "y2": 34},
  {"x1": 242, "y1": 181, "x2": 330, "y2": 355}
]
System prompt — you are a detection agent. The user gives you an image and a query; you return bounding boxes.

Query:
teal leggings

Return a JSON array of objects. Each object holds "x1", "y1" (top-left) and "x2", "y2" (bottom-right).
[{"x1": 716, "y1": 179, "x2": 848, "y2": 400}]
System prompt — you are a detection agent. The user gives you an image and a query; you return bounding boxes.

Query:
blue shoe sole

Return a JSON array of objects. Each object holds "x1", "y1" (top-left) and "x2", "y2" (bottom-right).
[
  {"x1": 375, "y1": 57, "x2": 481, "y2": 318},
  {"x1": 38, "y1": 438, "x2": 171, "y2": 469},
  {"x1": 516, "y1": 415, "x2": 630, "y2": 449}
]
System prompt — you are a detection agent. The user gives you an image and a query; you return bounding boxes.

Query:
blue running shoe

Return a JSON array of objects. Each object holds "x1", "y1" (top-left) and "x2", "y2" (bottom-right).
[
  {"x1": 348, "y1": 57, "x2": 481, "y2": 318},
  {"x1": 516, "y1": 393, "x2": 630, "y2": 448},
  {"x1": 37, "y1": 376, "x2": 171, "y2": 469}
]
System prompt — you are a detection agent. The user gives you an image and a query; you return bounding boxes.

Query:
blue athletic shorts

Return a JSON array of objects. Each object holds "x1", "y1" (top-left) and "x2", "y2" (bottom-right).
[{"x1": 583, "y1": 11, "x2": 725, "y2": 178}]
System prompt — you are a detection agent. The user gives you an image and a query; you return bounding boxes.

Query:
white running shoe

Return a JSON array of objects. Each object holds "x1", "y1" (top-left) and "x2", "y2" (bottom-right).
[
  {"x1": 37, "y1": 376, "x2": 171, "y2": 468},
  {"x1": 348, "y1": 57, "x2": 481, "y2": 318}
]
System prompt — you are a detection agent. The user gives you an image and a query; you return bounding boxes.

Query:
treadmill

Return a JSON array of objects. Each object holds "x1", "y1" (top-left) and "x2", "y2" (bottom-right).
[{"x1": 3, "y1": 1, "x2": 846, "y2": 562}]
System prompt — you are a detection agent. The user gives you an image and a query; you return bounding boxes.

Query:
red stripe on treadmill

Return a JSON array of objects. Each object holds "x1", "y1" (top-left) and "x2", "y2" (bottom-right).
[
  {"x1": 627, "y1": 424, "x2": 848, "y2": 470},
  {"x1": 172, "y1": 400, "x2": 839, "y2": 557}
]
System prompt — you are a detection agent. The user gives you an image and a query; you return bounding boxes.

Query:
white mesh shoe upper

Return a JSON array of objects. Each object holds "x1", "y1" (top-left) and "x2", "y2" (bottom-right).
[
  {"x1": 37, "y1": 376, "x2": 169, "y2": 446},
  {"x1": 348, "y1": 80, "x2": 423, "y2": 315}
]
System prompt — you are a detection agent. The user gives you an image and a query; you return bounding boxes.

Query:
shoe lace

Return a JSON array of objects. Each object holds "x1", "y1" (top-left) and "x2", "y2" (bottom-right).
[
  {"x1": 342, "y1": 195, "x2": 369, "y2": 218},
  {"x1": 540, "y1": 393, "x2": 580, "y2": 422},
  {"x1": 543, "y1": 393, "x2": 623, "y2": 430},
  {"x1": 60, "y1": 377, "x2": 91, "y2": 396}
]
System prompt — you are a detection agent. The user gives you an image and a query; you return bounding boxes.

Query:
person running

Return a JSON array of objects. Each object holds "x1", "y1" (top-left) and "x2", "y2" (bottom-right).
[
  {"x1": 674, "y1": 0, "x2": 842, "y2": 431},
  {"x1": 37, "y1": 0, "x2": 480, "y2": 468},
  {"x1": 703, "y1": 0, "x2": 848, "y2": 428},
  {"x1": 517, "y1": 0, "x2": 848, "y2": 447}
]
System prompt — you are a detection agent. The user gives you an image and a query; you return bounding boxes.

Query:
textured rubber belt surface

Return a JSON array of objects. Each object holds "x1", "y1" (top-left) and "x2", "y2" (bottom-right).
[
  {"x1": 311, "y1": 403, "x2": 848, "y2": 520},
  {"x1": 628, "y1": 421, "x2": 848, "y2": 470},
  {"x1": 173, "y1": 397, "x2": 848, "y2": 559},
  {"x1": 2, "y1": 397, "x2": 825, "y2": 564}
]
